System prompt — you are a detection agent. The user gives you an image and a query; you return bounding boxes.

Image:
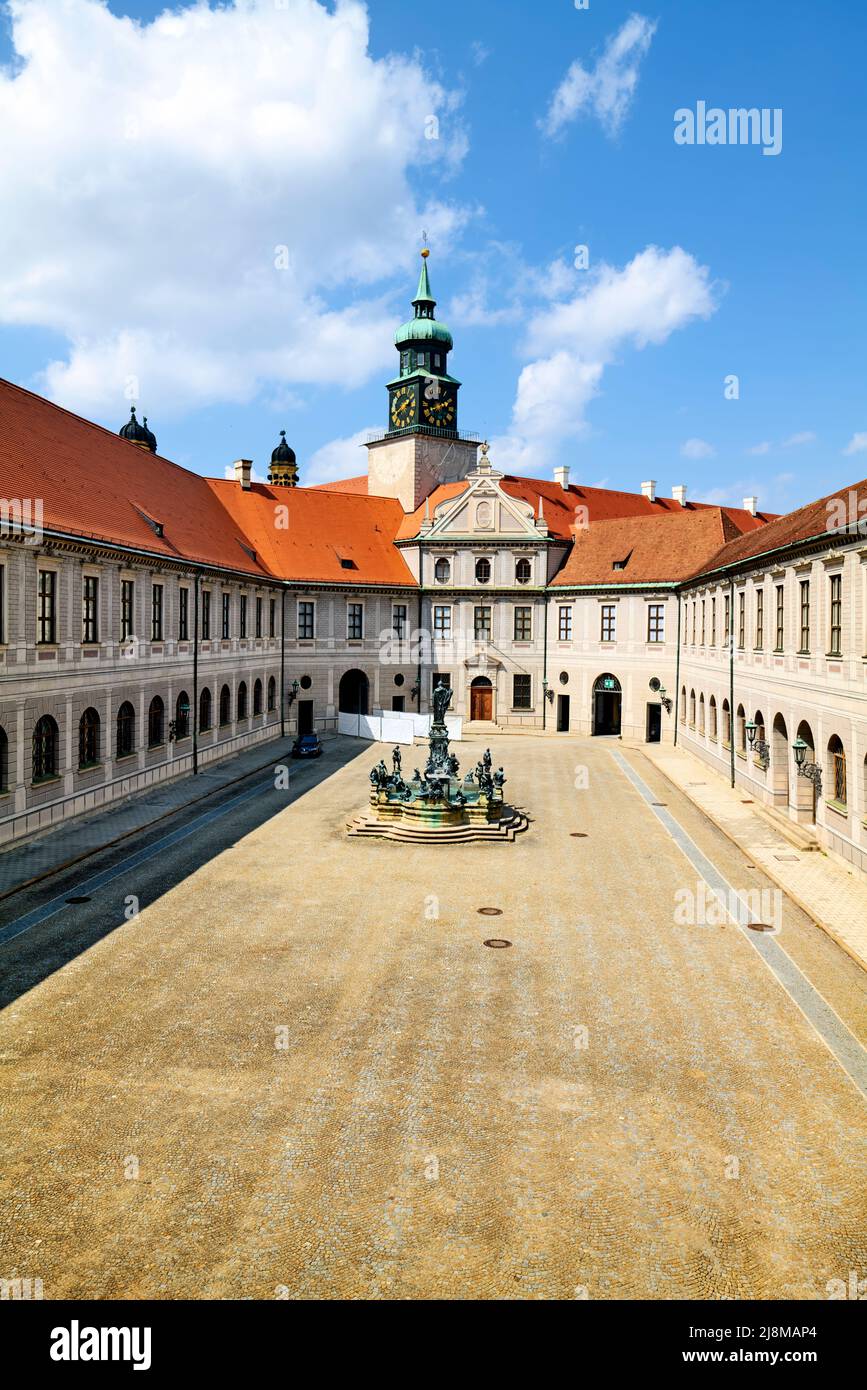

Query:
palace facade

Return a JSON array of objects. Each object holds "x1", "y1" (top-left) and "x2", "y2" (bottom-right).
[{"x1": 1, "y1": 255, "x2": 865, "y2": 874}]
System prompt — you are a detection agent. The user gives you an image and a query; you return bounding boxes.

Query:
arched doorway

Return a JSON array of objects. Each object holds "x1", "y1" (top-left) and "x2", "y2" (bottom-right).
[
  {"x1": 339, "y1": 669, "x2": 369, "y2": 716},
  {"x1": 772, "y1": 713, "x2": 789, "y2": 806},
  {"x1": 592, "y1": 674, "x2": 621, "y2": 736},
  {"x1": 470, "y1": 675, "x2": 493, "y2": 722},
  {"x1": 795, "y1": 719, "x2": 816, "y2": 822}
]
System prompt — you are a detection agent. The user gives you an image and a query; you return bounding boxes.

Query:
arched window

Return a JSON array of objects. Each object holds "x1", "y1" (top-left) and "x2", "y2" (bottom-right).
[
  {"x1": 0, "y1": 725, "x2": 8, "y2": 792},
  {"x1": 698, "y1": 694, "x2": 705, "y2": 734},
  {"x1": 116, "y1": 701, "x2": 135, "y2": 759},
  {"x1": 33, "y1": 714, "x2": 59, "y2": 782},
  {"x1": 475, "y1": 558, "x2": 491, "y2": 584},
  {"x1": 736, "y1": 704, "x2": 746, "y2": 754},
  {"x1": 515, "y1": 558, "x2": 532, "y2": 585},
  {"x1": 434, "y1": 558, "x2": 450, "y2": 583},
  {"x1": 689, "y1": 689, "x2": 696, "y2": 726},
  {"x1": 267, "y1": 676, "x2": 276, "y2": 711},
  {"x1": 253, "y1": 678, "x2": 263, "y2": 716},
  {"x1": 78, "y1": 707, "x2": 100, "y2": 768},
  {"x1": 175, "y1": 691, "x2": 190, "y2": 740},
  {"x1": 709, "y1": 695, "x2": 717, "y2": 740},
  {"x1": 828, "y1": 735, "x2": 847, "y2": 806},
  {"x1": 219, "y1": 684, "x2": 231, "y2": 726},
  {"x1": 148, "y1": 696, "x2": 164, "y2": 748},
  {"x1": 721, "y1": 699, "x2": 731, "y2": 747},
  {"x1": 680, "y1": 686, "x2": 686, "y2": 723},
  {"x1": 237, "y1": 681, "x2": 248, "y2": 721},
  {"x1": 199, "y1": 687, "x2": 212, "y2": 732}
]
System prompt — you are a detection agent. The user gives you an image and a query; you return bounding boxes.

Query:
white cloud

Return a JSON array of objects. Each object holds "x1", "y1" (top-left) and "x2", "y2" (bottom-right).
[
  {"x1": 681, "y1": 437, "x2": 715, "y2": 460},
  {"x1": 302, "y1": 426, "x2": 375, "y2": 486},
  {"x1": 540, "y1": 13, "x2": 657, "y2": 139},
  {"x1": 470, "y1": 41, "x2": 490, "y2": 67},
  {"x1": 492, "y1": 245, "x2": 717, "y2": 473},
  {"x1": 781, "y1": 431, "x2": 817, "y2": 447},
  {"x1": 747, "y1": 441, "x2": 771, "y2": 455},
  {"x1": 843, "y1": 432, "x2": 867, "y2": 456},
  {"x1": 0, "y1": 0, "x2": 468, "y2": 418}
]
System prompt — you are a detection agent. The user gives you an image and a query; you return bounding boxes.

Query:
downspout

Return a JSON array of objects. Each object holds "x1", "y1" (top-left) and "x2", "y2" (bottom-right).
[
  {"x1": 673, "y1": 592, "x2": 682, "y2": 746},
  {"x1": 280, "y1": 587, "x2": 287, "y2": 739},
  {"x1": 192, "y1": 571, "x2": 200, "y2": 775},
  {"x1": 729, "y1": 577, "x2": 736, "y2": 788}
]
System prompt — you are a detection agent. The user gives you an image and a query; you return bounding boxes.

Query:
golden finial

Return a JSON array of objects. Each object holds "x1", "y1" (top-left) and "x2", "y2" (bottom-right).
[{"x1": 421, "y1": 229, "x2": 430, "y2": 259}]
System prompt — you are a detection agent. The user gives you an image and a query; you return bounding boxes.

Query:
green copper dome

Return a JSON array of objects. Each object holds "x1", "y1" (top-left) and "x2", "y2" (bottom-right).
[
  {"x1": 394, "y1": 316, "x2": 453, "y2": 348},
  {"x1": 394, "y1": 250, "x2": 453, "y2": 349}
]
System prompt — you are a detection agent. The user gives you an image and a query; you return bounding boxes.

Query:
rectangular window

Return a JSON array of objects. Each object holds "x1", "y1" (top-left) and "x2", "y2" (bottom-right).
[
  {"x1": 475, "y1": 605, "x2": 492, "y2": 640},
  {"x1": 255, "y1": 596, "x2": 263, "y2": 638},
  {"x1": 601, "y1": 604, "x2": 616, "y2": 642},
  {"x1": 701, "y1": 599, "x2": 706, "y2": 646},
  {"x1": 392, "y1": 604, "x2": 407, "y2": 639},
  {"x1": 755, "y1": 588, "x2": 763, "y2": 649},
  {"x1": 178, "y1": 587, "x2": 189, "y2": 641},
  {"x1": 298, "y1": 601, "x2": 314, "y2": 639},
  {"x1": 738, "y1": 592, "x2": 745, "y2": 649},
  {"x1": 121, "y1": 579, "x2": 134, "y2": 641},
  {"x1": 0, "y1": 564, "x2": 4, "y2": 647},
  {"x1": 514, "y1": 606, "x2": 532, "y2": 641},
  {"x1": 724, "y1": 594, "x2": 731, "y2": 646},
  {"x1": 82, "y1": 575, "x2": 99, "y2": 643},
  {"x1": 201, "y1": 589, "x2": 211, "y2": 641},
  {"x1": 710, "y1": 597, "x2": 716, "y2": 646},
  {"x1": 513, "y1": 674, "x2": 532, "y2": 709},
  {"x1": 347, "y1": 603, "x2": 363, "y2": 640},
  {"x1": 239, "y1": 594, "x2": 247, "y2": 639},
  {"x1": 269, "y1": 597, "x2": 276, "y2": 638},
  {"x1": 151, "y1": 583, "x2": 163, "y2": 642},
  {"x1": 38, "y1": 569, "x2": 57, "y2": 644},
  {"x1": 775, "y1": 584, "x2": 785, "y2": 651},
  {"x1": 799, "y1": 579, "x2": 810, "y2": 652},
  {"x1": 222, "y1": 592, "x2": 231, "y2": 640},
  {"x1": 431, "y1": 671, "x2": 450, "y2": 696},
  {"x1": 647, "y1": 604, "x2": 664, "y2": 642},
  {"x1": 559, "y1": 606, "x2": 573, "y2": 641},
  {"x1": 829, "y1": 574, "x2": 842, "y2": 656},
  {"x1": 691, "y1": 601, "x2": 696, "y2": 645},
  {"x1": 433, "y1": 605, "x2": 451, "y2": 637}
]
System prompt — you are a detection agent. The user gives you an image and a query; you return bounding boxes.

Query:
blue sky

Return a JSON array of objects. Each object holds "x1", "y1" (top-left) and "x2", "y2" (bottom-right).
[{"x1": 1, "y1": 0, "x2": 865, "y2": 511}]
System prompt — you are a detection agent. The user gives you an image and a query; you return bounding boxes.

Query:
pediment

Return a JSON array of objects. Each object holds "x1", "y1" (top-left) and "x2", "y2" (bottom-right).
[{"x1": 424, "y1": 475, "x2": 542, "y2": 540}]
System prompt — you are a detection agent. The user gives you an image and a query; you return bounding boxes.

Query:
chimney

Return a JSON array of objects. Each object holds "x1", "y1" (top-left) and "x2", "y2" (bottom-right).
[
  {"x1": 641, "y1": 480, "x2": 657, "y2": 503},
  {"x1": 554, "y1": 464, "x2": 570, "y2": 490},
  {"x1": 672, "y1": 484, "x2": 688, "y2": 507},
  {"x1": 234, "y1": 458, "x2": 252, "y2": 491},
  {"x1": 743, "y1": 495, "x2": 758, "y2": 516}
]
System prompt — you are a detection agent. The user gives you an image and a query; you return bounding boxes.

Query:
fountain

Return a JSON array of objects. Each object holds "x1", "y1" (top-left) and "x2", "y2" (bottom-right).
[{"x1": 346, "y1": 681, "x2": 529, "y2": 843}]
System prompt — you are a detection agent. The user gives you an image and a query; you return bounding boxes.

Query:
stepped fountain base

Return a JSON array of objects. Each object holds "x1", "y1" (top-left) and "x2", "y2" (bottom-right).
[{"x1": 347, "y1": 796, "x2": 529, "y2": 844}]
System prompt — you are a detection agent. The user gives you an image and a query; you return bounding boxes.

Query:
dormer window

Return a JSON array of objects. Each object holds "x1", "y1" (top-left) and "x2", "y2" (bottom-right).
[
  {"x1": 339, "y1": 558, "x2": 357, "y2": 570},
  {"x1": 612, "y1": 551, "x2": 633, "y2": 572},
  {"x1": 434, "y1": 558, "x2": 450, "y2": 583}
]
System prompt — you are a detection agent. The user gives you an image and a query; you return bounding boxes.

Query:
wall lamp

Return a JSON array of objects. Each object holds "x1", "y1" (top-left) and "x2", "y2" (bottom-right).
[
  {"x1": 792, "y1": 736, "x2": 822, "y2": 798},
  {"x1": 745, "y1": 719, "x2": 770, "y2": 770}
]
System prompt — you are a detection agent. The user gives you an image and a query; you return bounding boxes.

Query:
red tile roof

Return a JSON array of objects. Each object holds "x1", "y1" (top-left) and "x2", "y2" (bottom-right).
[
  {"x1": 205, "y1": 481, "x2": 416, "y2": 586},
  {"x1": 551, "y1": 508, "x2": 746, "y2": 586},
  {"x1": 693, "y1": 478, "x2": 867, "y2": 577}
]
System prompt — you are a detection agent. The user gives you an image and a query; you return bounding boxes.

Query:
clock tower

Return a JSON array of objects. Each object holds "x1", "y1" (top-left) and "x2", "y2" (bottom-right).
[{"x1": 367, "y1": 250, "x2": 478, "y2": 511}]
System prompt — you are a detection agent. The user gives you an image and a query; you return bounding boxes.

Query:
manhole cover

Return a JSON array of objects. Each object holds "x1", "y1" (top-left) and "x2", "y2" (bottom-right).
[
  {"x1": 570, "y1": 832, "x2": 588, "y2": 838},
  {"x1": 65, "y1": 895, "x2": 92, "y2": 904},
  {"x1": 774, "y1": 854, "x2": 800, "y2": 863},
  {"x1": 484, "y1": 939, "x2": 512, "y2": 949},
  {"x1": 747, "y1": 922, "x2": 776, "y2": 932},
  {"x1": 651, "y1": 802, "x2": 667, "y2": 807},
  {"x1": 741, "y1": 799, "x2": 754, "y2": 804},
  {"x1": 477, "y1": 907, "x2": 503, "y2": 916}
]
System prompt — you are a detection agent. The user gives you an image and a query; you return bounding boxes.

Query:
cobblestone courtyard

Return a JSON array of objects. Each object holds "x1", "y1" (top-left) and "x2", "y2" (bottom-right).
[{"x1": 1, "y1": 736, "x2": 865, "y2": 1299}]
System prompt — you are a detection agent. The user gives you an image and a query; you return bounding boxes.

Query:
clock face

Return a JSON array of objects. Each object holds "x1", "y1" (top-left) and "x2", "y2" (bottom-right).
[
  {"x1": 422, "y1": 388, "x2": 456, "y2": 427},
  {"x1": 390, "y1": 384, "x2": 415, "y2": 428}
]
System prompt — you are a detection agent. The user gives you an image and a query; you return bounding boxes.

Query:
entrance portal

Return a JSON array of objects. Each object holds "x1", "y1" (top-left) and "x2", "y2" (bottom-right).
[
  {"x1": 593, "y1": 674, "x2": 621, "y2": 736},
  {"x1": 470, "y1": 676, "x2": 493, "y2": 722},
  {"x1": 338, "y1": 669, "x2": 369, "y2": 716},
  {"x1": 557, "y1": 694, "x2": 570, "y2": 732},
  {"x1": 297, "y1": 700, "x2": 314, "y2": 736},
  {"x1": 646, "y1": 703, "x2": 661, "y2": 743}
]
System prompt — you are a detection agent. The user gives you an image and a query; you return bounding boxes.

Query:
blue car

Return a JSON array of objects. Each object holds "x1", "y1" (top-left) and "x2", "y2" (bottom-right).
[{"x1": 292, "y1": 732, "x2": 322, "y2": 759}]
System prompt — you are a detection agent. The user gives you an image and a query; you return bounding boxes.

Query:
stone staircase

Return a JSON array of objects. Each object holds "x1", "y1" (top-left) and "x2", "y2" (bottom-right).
[
  {"x1": 749, "y1": 800, "x2": 821, "y2": 852},
  {"x1": 346, "y1": 805, "x2": 531, "y2": 844}
]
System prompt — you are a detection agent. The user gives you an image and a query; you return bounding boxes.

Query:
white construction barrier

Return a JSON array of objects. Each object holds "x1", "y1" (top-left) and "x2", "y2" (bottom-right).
[{"x1": 340, "y1": 711, "x2": 463, "y2": 743}]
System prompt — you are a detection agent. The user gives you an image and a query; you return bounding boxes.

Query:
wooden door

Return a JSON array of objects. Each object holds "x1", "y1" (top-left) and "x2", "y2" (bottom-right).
[{"x1": 471, "y1": 685, "x2": 492, "y2": 721}]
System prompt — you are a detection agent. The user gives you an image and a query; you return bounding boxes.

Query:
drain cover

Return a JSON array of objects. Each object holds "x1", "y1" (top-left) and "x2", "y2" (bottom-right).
[
  {"x1": 477, "y1": 907, "x2": 503, "y2": 916},
  {"x1": 774, "y1": 854, "x2": 800, "y2": 863},
  {"x1": 747, "y1": 922, "x2": 776, "y2": 932},
  {"x1": 570, "y1": 832, "x2": 588, "y2": 838},
  {"x1": 651, "y1": 802, "x2": 668, "y2": 807},
  {"x1": 484, "y1": 939, "x2": 512, "y2": 949},
  {"x1": 65, "y1": 895, "x2": 92, "y2": 904},
  {"x1": 741, "y1": 799, "x2": 754, "y2": 804}
]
